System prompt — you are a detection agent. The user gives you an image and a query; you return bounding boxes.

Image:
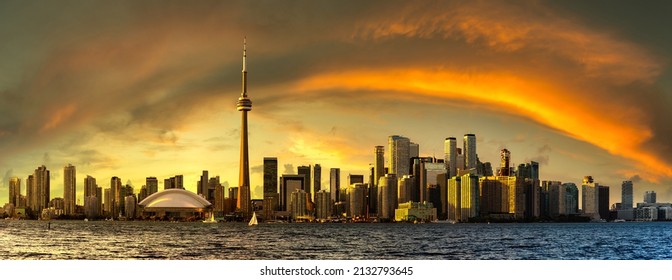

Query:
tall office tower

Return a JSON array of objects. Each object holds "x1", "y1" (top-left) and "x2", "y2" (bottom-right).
[
  {"x1": 297, "y1": 165, "x2": 311, "y2": 197},
  {"x1": 111, "y1": 176, "x2": 122, "y2": 218},
  {"x1": 9, "y1": 177, "x2": 20, "y2": 206},
  {"x1": 424, "y1": 162, "x2": 446, "y2": 203},
  {"x1": 460, "y1": 173, "x2": 479, "y2": 221},
  {"x1": 330, "y1": 168, "x2": 340, "y2": 203},
  {"x1": 84, "y1": 176, "x2": 97, "y2": 199},
  {"x1": 581, "y1": 176, "x2": 600, "y2": 220},
  {"x1": 207, "y1": 176, "x2": 219, "y2": 202},
  {"x1": 198, "y1": 170, "x2": 209, "y2": 197},
  {"x1": 138, "y1": 185, "x2": 148, "y2": 203},
  {"x1": 444, "y1": 137, "x2": 457, "y2": 178},
  {"x1": 290, "y1": 189, "x2": 308, "y2": 219},
  {"x1": 482, "y1": 162, "x2": 493, "y2": 176},
  {"x1": 215, "y1": 183, "x2": 225, "y2": 213},
  {"x1": 26, "y1": 175, "x2": 34, "y2": 210},
  {"x1": 368, "y1": 167, "x2": 378, "y2": 216},
  {"x1": 236, "y1": 38, "x2": 253, "y2": 218},
  {"x1": 621, "y1": 181, "x2": 633, "y2": 209},
  {"x1": 315, "y1": 190, "x2": 332, "y2": 220},
  {"x1": 544, "y1": 181, "x2": 564, "y2": 217},
  {"x1": 463, "y1": 134, "x2": 477, "y2": 171},
  {"x1": 437, "y1": 173, "x2": 448, "y2": 220},
  {"x1": 348, "y1": 174, "x2": 364, "y2": 185},
  {"x1": 33, "y1": 165, "x2": 50, "y2": 215},
  {"x1": 263, "y1": 157, "x2": 278, "y2": 193},
  {"x1": 374, "y1": 146, "x2": 385, "y2": 187},
  {"x1": 164, "y1": 178, "x2": 173, "y2": 190},
  {"x1": 389, "y1": 135, "x2": 411, "y2": 177},
  {"x1": 378, "y1": 174, "x2": 398, "y2": 220},
  {"x1": 313, "y1": 164, "x2": 321, "y2": 198},
  {"x1": 280, "y1": 175, "x2": 305, "y2": 211},
  {"x1": 499, "y1": 149, "x2": 511, "y2": 176},
  {"x1": 598, "y1": 186, "x2": 610, "y2": 220},
  {"x1": 529, "y1": 161, "x2": 539, "y2": 180},
  {"x1": 398, "y1": 175, "x2": 414, "y2": 204},
  {"x1": 644, "y1": 191, "x2": 656, "y2": 203},
  {"x1": 349, "y1": 183, "x2": 367, "y2": 218},
  {"x1": 124, "y1": 195, "x2": 137, "y2": 219},
  {"x1": 63, "y1": 164, "x2": 76, "y2": 216},
  {"x1": 146, "y1": 177, "x2": 158, "y2": 195},
  {"x1": 104, "y1": 188, "x2": 111, "y2": 216}
]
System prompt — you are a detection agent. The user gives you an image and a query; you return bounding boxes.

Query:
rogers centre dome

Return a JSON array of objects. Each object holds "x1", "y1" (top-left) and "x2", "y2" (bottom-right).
[{"x1": 138, "y1": 189, "x2": 211, "y2": 218}]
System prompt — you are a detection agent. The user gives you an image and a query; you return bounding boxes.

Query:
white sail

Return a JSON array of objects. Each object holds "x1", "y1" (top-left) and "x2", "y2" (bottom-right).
[{"x1": 248, "y1": 212, "x2": 258, "y2": 226}]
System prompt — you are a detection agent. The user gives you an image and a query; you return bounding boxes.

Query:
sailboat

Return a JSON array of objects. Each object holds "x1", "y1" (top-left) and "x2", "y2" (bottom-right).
[
  {"x1": 248, "y1": 212, "x2": 258, "y2": 226},
  {"x1": 203, "y1": 212, "x2": 217, "y2": 223}
]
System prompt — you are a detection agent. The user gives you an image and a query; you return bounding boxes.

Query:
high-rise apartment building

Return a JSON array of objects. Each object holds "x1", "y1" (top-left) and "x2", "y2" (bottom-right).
[
  {"x1": 389, "y1": 135, "x2": 411, "y2": 177},
  {"x1": 32, "y1": 166, "x2": 50, "y2": 215},
  {"x1": 621, "y1": 181, "x2": 633, "y2": 210},
  {"x1": 374, "y1": 146, "x2": 385, "y2": 187},
  {"x1": 378, "y1": 174, "x2": 397, "y2": 220},
  {"x1": 111, "y1": 176, "x2": 122, "y2": 218},
  {"x1": 349, "y1": 183, "x2": 367, "y2": 218},
  {"x1": 63, "y1": 164, "x2": 76, "y2": 216},
  {"x1": 297, "y1": 165, "x2": 311, "y2": 197},
  {"x1": 315, "y1": 190, "x2": 332, "y2": 220},
  {"x1": 313, "y1": 164, "x2": 321, "y2": 198}
]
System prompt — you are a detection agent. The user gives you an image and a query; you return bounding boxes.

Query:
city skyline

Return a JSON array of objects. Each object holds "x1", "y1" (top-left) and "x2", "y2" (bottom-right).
[{"x1": 2, "y1": 1, "x2": 672, "y2": 206}]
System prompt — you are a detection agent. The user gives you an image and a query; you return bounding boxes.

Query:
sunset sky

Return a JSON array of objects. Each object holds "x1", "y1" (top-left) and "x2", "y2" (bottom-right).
[{"x1": 2, "y1": 1, "x2": 672, "y2": 206}]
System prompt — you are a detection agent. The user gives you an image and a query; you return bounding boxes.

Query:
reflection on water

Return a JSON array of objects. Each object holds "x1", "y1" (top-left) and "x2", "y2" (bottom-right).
[{"x1": 1, "y1": 220, "x2": 671, "y2": 260}]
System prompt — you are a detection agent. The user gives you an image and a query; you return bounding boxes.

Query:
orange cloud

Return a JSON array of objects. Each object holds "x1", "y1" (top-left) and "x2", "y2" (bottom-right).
[
  {"x1": 41, "y1": 103, "x2": 77, "y2": 132},
  {"x1": 295, "y1": 68, "x2": 672, "y2": 179}
]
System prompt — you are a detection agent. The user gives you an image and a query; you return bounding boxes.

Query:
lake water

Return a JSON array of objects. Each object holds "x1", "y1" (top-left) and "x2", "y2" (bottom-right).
[{"x1": 1, "y1": 220, "x2": 671, "y2": 260}]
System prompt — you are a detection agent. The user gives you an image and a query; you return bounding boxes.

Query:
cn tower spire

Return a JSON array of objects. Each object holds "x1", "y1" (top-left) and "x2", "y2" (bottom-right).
[{"x1": 236, "y1": 37, "x2": 252, "y2": 218}]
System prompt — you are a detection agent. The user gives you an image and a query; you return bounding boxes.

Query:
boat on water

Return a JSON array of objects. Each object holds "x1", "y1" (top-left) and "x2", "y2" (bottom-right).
[
  {"x1": 203, "y1": 212, "x2": 217, "y2": 223},
  {"x1": 613, "y1": 219, "x2": 626, "y2": 223},
  {"x1": 248, "y1": 212, "x2": 258, "y2": 226}
]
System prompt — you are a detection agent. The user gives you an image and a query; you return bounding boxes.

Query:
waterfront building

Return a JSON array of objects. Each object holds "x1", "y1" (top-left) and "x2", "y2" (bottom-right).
[
  {"x1": 26, "y1": 175, "x2": 34, "y2": 211},
  {"x1": 444, "y1": 137, "x2": 457, "y2": 178},
  {"x1": 424, "y1": 162, "x2": 446, "y2": 203},
  {"x1": 236, "y1": 39, "x2": 253, "y2": 218},
  {"x1": 84, "y1": 196, "x2": 99, "y2": 219},
  {"x1": 389, "y1": 135, "x2": 411, "y2": 177},
  {"x1": 290, "y1": 189, "x2": 309, "y2": 220},
  {"x1": 349, "y1": 183, "x2": 367, "y2": 218},
  {"x1": 447, "y1": 176, "x2": 461, "y2": 221},
  {"x1": 280, "y1": 175, "x2": 305, "y2": 211},
  {"x1": 374, "y1": 146, "x2": 385, "y2": 187},
  {"x1": 330, "y1": 168, "x2": 340, "y2": 203},
  {"x1": 455, "y1": 148, "x2": 465, "y2": 174},
  {"x1": 644, "y1": 191, "x2": 656, "y2": 203},
  {"x1": 436, "y1": 173, "x2": 448, "y2": 220},
  {"x1": 599, "y1": 185, "x2": 610, "y2": 220},
  {"x1": 544, "y1": 181, "x2": 564, "y2": 217},
  {"x1": 139, "y1": 188, "x2": 212, "y2": 220},
  {"x1": 563, "y1": 183, "x2": 579, "y2": 214},
  {"x1": 32, "y1": 166, "x2": 50, "y2": 215},
  {"x1": 460, "y1": 173, "x2": 480, "y2": 220},
  {"x1": 315, "y1": 190, "x2": 331, "y2": 220},
  {"x1": 394, "y1": 201, "x2": 437, "y2": 222},
  {"x1": 111, "y1": 176, "x2": 122, "y2": 218},
  {"x1": 263, "y1": 157, "x2": 279, "y2": 209},
  {"x1": 104, "y1": 188, "x2": 111, "y2": 216},
  {"x1": 378, "y1": 174, "x2": 398, "y2": 220},
  {"x1": 478, "y1": 176, "x2": 526, "y2": 220},
  {"x1": 84, "y1": 175, "x2": 99, "y2": 216},
  {"x1": 621, "y1": 181, "x2": 633, "y2": 210},
  {"x1": 124, "y1": 195, "x2": 137, "y2": 219},
  {"x1": 581, "y1": 176, "x2": 600, "y2": 220},
  {"x1": 63, "y1": 164, "x2": 76, "y2": 216},
  {"x1": 215, "y1": 183, "x2": 225, "y2": 213},
  {"x1": 313, "y1": 164, "x2": 321, "y2": 200},
  {"x1": 499, "y1": 149, "x2": 511, "y2": 176}
]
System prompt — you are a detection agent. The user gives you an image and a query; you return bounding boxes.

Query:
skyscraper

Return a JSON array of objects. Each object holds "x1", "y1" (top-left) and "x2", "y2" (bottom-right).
[
  {"x1": 236, "y1": 38, "x2": 252, "y2": 218},
  {"x1": 298, "y1": 165, "x2": 311, "y2": 196},
  {"x1": 444, "y1": 137, "x2": 457, "y2": 178},
  {"x1": 463, "y1": 134, "x2": 477, "y2": 171},
  {"x1": 374, "y1": 146, "x2": 385, "y2": 186},
  {"x1": 198, "y1": 170, "x2": 209, "y2": 198},
  {"x1": 63, "y1": 164, "x2": 76, "y2": 216},
  {"x1": 146, "y1": 177, "x2": 158, "y2": 195},
  {"x1": 330, "y1": 168, "x2": 340, "y2": 203},
  {"x1": 378, "y1": 174, "x2": 398, "y2": 220},
  {"x1": 33, "y1": 166, "x2": 50, "y2": 215},
  {"x1": 313, "y1": 164, "x2": 321, "y2": 197},
  {"x1": 263, "y1": 157, "x2": 278, "y2": 195},
  {"x1": 499, "y1": 149, "x2": 511, "y2": 176},
  {"x1": 389, "y1": 135, "x2": 411, "y2": 177},
  {"x1": 621, "y1": 181, "x2": 633, "y2": 210},
  {"x1": 9, "y1": 177, "x2": 20, "y2": 206},
  {"x1": 581, "y1": 176, "x2": 600, "y2": 220},
  {"x1": 111, "y1": 176, "x2": 122, "y2": 218},
  {"x1": 84, "y1": 175, "x2": 98, "y2": 216}
]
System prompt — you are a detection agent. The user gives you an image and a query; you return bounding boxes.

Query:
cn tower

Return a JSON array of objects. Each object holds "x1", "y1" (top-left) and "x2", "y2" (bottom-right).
[{"x1": 236, "y1": 38, "x2": 252, "y2": 218}]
